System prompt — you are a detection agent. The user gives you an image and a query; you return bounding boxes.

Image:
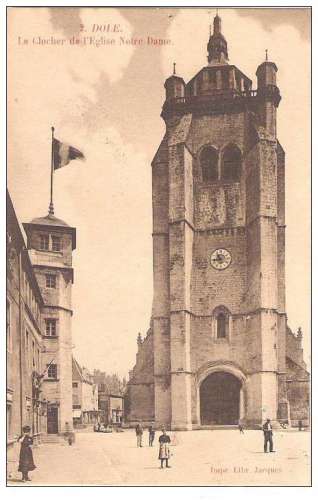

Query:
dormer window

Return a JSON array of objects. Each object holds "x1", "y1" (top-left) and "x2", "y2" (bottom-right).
[
  {"x1": 52, "y1": 236, "x2": 61, "y2": 252},
  {"x1": 40, "y1": 234, "x2": 49, "y2": 251}
]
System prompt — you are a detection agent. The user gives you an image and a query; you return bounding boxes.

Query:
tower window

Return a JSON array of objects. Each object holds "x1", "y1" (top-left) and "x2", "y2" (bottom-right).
[
  {"x1": 221, "y1": 144, "x2": 242, "y2": 182},
  {"x1": 52, "y1": 236, "x2": 61, "y2": 252},
  {"x1": 45, "y1": 319, "x2": 57, "y2": 337},
  {"x1": 47, "y1": 364, "x2": 57, "y2": 379},
  {"x1": 46, "y1": 274, "x2": 56, "y2": 289},
  {"x1": 217, "y1": 313, "x2": 227, "y2": 338},
  {"x1": 212, "y1": 306, "x2": 231, "y2": 340},
  {"x1": 39, "y1": 234, "x2": 49, "y2": 251},
  {"x1": 200, "y1": 146, "x2": 218, "y2": 182}
]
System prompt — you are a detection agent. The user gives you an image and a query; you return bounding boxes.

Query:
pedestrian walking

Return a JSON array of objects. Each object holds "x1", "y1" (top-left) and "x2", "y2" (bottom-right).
[
  {"x1": 135, "y1": 422, "x2": 143, "y2": 447},
  {"x1": 148, "y1": 424, "x2": 156, "y2": 447},
  {"x1": 298, "y1": 420, "x2": 303, "y2": 431},
  {"x1": 64, "y1": 421, "x2": 73, "y2": 445},
  {"x1": 158, "y1": 428, "x2": 171, "y2": 468},
  {"x1": 238, "y1": 423, "x2": 244, "y2": 434},
  {"x1": 17, "y1": 425, "x2": 36, "y2": 482},
  {"x1": 262, "y1": 418, "x2": 274, "y2": 453}
]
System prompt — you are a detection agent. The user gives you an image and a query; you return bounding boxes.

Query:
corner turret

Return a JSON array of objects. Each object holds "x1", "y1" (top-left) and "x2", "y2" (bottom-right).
[
  {"x1": 164, "y1": 63, "x2": 185, "y2": 101},
  {"x1": 256, "y1": 51, "x2": 281, "y2": 137}
]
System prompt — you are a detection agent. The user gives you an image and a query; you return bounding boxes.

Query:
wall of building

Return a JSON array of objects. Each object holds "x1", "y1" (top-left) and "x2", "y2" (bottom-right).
[
  {"x1": 125, "y1": 331, "x2": 155, "y2": 423},
  {"x1": 27, "y1": 225, "x2": 75, "y2": 435},
  {"x1": 285, "y1": 330, "x2": 310, "y2": 426},
  {"x1": 81, "y1": 381, "x2": 97, "y2": 413},
  {"x1": 7, "y1": 195, "x2": 46, "y2": 478},
  {"x1": 109, "y1": 396, "x2": 123, "y2": 424}
]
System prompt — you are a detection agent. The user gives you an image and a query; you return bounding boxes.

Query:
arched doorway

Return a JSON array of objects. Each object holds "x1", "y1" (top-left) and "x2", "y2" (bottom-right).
[{"x1": 200, "y1": 371, "x2": 241, "y2": 425}]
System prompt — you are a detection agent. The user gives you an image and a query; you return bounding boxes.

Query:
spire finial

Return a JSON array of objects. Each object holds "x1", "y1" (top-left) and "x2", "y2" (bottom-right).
[
  {"x1": 265, "y1": 49, "x2": 268, "y2": 61},
  {"x1": 208, "y1": 10, "x2": 228, "y2": 64},
  {"x1": 213, "y1": 10, "x2": 222, "y2": 35},
  {"x1": 173, "y1": 62, "x2": 176, "y2": 75}
]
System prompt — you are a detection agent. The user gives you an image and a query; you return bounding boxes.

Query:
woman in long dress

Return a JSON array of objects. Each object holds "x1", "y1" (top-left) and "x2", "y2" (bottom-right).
[
  {"x1": 18, "y1": 425, "x2": 36, "y2": 482},
  {"x1": 158, "y1": 428, "x2": 171, "y2": 468}
]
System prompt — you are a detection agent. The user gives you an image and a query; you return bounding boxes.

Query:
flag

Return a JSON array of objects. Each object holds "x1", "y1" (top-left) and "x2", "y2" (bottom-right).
[{"x1": 53, "y1": 137, "x2": 85, "y2": 170}]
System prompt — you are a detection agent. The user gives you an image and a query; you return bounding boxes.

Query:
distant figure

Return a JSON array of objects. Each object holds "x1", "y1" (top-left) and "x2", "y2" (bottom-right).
[
  {"x1": 148, "y1": 425, "x2": 156, "y2": 447},
  {"x1": 158, "y1": 428, "x2": 171, "y2": 468},
  {"x1": 135, "y1": 422, "x2": 143, "y2": 447},
  {"x1": 263, "y1": 418, "x2": 274, "y2": 453},
  {"x1": 17, "y1": 425, "x2": 36, "y2": 482},
  {"x1": 170, "y1": 432, "x2": 179, "y2": 446},
  {"x1": 65, "y1": 421, "x2": 73, "y2": 445},
  {"x1": 298, "y1": 420, "x2": 303, "y2": 431},
  {"x1": 238, "y1": 423, "x2": 244, "y2": 434}
]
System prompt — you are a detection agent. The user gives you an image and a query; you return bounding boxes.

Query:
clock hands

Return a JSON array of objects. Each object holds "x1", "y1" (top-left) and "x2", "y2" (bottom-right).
[
  {"x1": 212, "y1": 253, "x2": 224, "y2": 263},
  {"x1": 211, "y1": 249, "x2": 231, "y2": 269}
]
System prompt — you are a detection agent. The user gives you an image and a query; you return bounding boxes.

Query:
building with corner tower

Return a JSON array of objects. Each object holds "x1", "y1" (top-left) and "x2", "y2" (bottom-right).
[{"x1": 23, "y1": 210, "x2": 76, "y2": 436}]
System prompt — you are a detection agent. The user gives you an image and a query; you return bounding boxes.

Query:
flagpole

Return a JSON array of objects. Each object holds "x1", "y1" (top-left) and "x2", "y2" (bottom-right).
[{"x1": 49, "y1": 126, "x2": 55, "y2": 216}]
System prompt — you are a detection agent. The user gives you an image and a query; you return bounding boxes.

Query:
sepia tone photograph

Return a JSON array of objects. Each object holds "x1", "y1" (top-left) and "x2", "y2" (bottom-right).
[{"x1": 6, "y1": 4, "x2": 311, "y2": 487}]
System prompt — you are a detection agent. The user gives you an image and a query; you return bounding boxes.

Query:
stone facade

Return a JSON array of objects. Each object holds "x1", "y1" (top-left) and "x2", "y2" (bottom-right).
[
  {"x1": 7, "y1": 192, "x2": 46, "y2": 476},
  {"x1": 126, "y1": 15, "x2": 309, "y2": 429},
  {"x1": 125, "y1": 330, "x2": 155, "y2": 424},
  {"x1": 22, "y1": 206, "x2": 76, "y2": 436},
  {"x1": 72, "y1": 358, "x2": 99, "y2": 426}
]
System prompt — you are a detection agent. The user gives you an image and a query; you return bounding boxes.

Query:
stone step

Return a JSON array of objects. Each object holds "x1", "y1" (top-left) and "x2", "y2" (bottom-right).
[
  {"x1": 197, "y1": 425, "x2": 238, "y2": 430},
  {"x1": 41, "y1": 434, "x2": 60, "y2": 443}
]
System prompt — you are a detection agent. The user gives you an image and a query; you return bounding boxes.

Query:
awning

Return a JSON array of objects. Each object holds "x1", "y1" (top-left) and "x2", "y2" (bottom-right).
[{"x1": 72, "y1": 410, "x2": 82, "y2": 418}]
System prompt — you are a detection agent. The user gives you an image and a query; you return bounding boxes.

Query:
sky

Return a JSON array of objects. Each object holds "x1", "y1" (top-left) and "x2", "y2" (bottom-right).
[{"x1": 7, "y1": 7, "x2": 311, "y2": 376}]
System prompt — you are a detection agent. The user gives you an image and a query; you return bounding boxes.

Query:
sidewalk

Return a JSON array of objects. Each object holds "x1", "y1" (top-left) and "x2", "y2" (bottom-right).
[{"x1": 8, "y1": 428, "x2": 311, "y2": 486}]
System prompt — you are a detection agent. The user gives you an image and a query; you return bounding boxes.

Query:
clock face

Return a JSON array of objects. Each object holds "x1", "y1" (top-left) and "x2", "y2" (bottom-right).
[{"x1": 210, "y1": 248, "x2": 232, "y2": 270}]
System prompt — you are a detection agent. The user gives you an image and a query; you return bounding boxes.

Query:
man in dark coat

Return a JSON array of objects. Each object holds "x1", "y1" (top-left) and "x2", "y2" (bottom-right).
[
  {"x1": 148, "y1": 424, "x2": 156, "y2": 447},
  {"x1": 135, "y1": 422, "x2": 143, "y2": 447},
  {"x1": 263, "y1": 418, "x2": 274, "y2": 453},
  {"x1": 18, "y1": 425, "x2": 36, "y2": 481}
]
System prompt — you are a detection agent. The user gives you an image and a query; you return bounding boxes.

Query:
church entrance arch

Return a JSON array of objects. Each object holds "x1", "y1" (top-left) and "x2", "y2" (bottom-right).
[
  {"x1": 200, "y1": 371, "x2": 241, "y2": 425},
  {"x1": 197, "y1": 363, "x2": 247, "y2": 426}
]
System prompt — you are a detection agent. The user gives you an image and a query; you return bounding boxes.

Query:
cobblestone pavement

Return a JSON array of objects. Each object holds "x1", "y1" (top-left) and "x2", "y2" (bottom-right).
[{"x1": 8, "y1": 428, "x2": 311, "y2": 486}]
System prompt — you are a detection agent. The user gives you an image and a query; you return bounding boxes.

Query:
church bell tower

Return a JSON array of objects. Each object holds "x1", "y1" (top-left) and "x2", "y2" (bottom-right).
[{"x1": 151, "y1": 13, "x2": 287, "y2": 429}]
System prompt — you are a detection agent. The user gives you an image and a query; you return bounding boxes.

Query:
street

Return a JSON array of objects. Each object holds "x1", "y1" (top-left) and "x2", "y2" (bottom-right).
[{"x1": 8, "y1": 428, "x2": 311, "y2": 486}]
